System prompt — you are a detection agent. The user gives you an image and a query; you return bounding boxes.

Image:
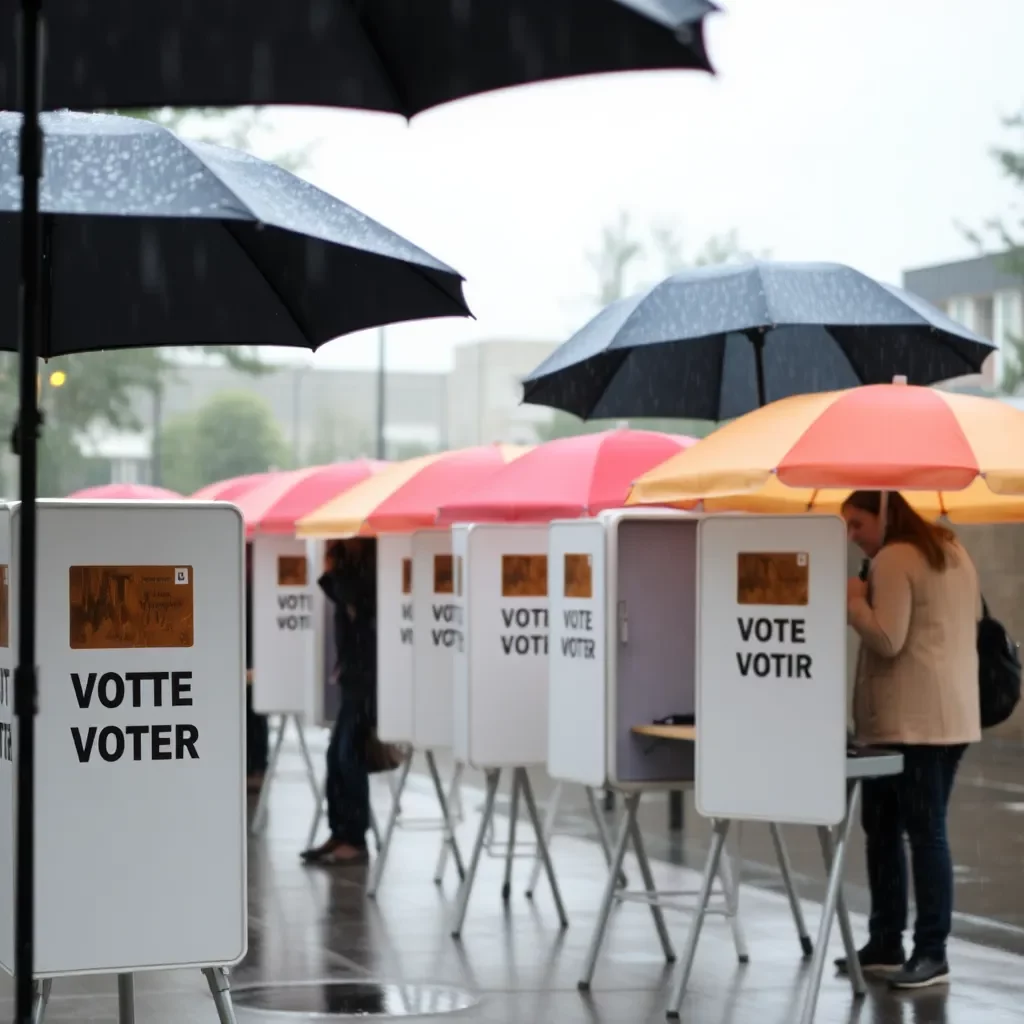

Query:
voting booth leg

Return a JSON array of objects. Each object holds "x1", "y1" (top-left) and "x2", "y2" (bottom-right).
[
  {"x1": 204, "y1": 966, "x2": 239, "y2": 1024},
  {"x1": 628, "y1": 810, "x2": 676, "y2": 964},
  {"x1": 518, "y1": 768, "x2": 569, "y2": 930},
  {"x1": 770, "y1": 822, "x2": 814, "y2": 957},
  {"x1": 586, "y1": 786, "x2": 625, "y2": 882},
  {"x1": 293, "y1": 719, "x2": 321, "y2": 805},
  {"x1": 31, "y1": 979, "x2": 52, "y2": 1024},
  {"x1": 432, "y1": 761, "x2": 466, "y2": 885},
  {"x1": 305, "y1": 777, "x2": 327, "y2": 849},
  {"x1": 425, "y1": 751, "x2": 466, "y2": 886},
  {"x1": 451, "y1": 769, "x2": 502, "y2": 939},
  {"x1": 251, "y1": 714, "x2": 288, "y2": 833},
  {"x1": 816, "y1": 819, "x2": 866, "y2": 998},
  {"x1": 716, "y1": 832, "x2": 750, "y2": 964},
  {"x1": 524, "y1": 781, "x2": 562, "y2": 898},
  {"x1": 797, "y1": 782, "x2": 864, "y2": 1024},
  {"x1": 367, "y1": 754, "x2": 414, "y2": 898},
  {"x1": 501, "y1": 770, "x2": 522, "y2": 902},
  {"x1": 117, "y1": 974, "x2": 135, "y2": 1024},
  {"x1": 578, "y1": 793, "x2": 641, "y2": 991},
  {"x1": 666, "y1": 819, "x2": 731, "y2": 1019}
]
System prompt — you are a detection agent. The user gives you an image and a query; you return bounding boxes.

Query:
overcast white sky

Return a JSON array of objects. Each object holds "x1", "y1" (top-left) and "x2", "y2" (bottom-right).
[{"x1": 239, "y1": 0, "x2": 1024, "y2": 374}]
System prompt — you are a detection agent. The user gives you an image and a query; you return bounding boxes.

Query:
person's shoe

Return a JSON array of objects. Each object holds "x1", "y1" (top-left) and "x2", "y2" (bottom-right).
[
  {"x1": 887, "y1": 954, "x2": 950, "y2": 990},
  {"x1": 834, "y1": 942, "x2": 905, "y2": 977}
]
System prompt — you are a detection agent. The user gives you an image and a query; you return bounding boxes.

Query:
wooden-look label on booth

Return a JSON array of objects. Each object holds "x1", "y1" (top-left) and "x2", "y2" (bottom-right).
[
  {"x1": 696, "y1": 516, "x2": 846, "y2": 827},
  {"x1": 431, "y1": 554, "x2": 462, "y2": 650},
  {"x1": 561, "y1": 554, "x2": 595, "y2": 660}
]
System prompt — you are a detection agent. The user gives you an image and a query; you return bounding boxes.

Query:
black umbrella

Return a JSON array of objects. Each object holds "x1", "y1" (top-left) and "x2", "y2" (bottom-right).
[
  {"x1": 522, "y1": 260, "x2": 996, "y2": 422},
  {"x1": 0, "y1": 0, "x2": 717, "y2": 112},
  {"x1": 5, "y1": 3, "x2": 719, "y2": 1016},
  {"x1": 0, "y1": 110, "x2": 469, "y2": 356}
]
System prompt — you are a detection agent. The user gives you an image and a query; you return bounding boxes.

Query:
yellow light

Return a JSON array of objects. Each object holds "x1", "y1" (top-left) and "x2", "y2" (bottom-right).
[{"x1": 48, "y1": 370, "x2": 66, "y2": 388}]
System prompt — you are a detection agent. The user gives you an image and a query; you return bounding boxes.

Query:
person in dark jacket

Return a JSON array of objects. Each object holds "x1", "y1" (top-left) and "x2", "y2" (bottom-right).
[
  {"x1": 301, "y1": 538, "x2": 377, "y2": 865},
  {"x1": 245, "y1": 542, "x2": 269, "y2": 791}
]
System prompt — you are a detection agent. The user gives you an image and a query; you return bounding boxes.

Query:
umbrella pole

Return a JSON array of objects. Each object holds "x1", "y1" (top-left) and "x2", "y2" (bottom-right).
[
  {"x1": 15, "y1": 1, "x2": 44, "y2": 1020},
  {"x1": 751, "y1": 331, "x2": 767, "y2": 407}
]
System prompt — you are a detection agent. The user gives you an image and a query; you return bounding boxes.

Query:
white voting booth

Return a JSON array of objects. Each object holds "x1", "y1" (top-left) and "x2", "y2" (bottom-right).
[
  {"x1": 0, "y1": 500, "x2": 245, "y2": 1022},
  {"x1": 547, "y1": 509, "x2": 816, "y2": 991},
  {"x1": 448, "y1": 522, "x2": 569, "y2": 937},
  {"x1": 368, "y1": 530, "x2": 466, "y2": 898},
  {"x1": 249, "y1": 534, "x2": 319, "y2": 833}
]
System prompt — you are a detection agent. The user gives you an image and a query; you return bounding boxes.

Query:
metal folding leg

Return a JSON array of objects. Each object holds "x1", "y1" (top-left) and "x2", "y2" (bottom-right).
[
  {"x1": 666, "y1": 818, "x2": 731, "y2": 1018},
  {"x1": 32, "y1": 979, "x2": 52, "y2": 1024},
  {"x1": 797, "y1": 782, "x2": 864, "y2": 1024},
  {"x1": 117, "y1": 974, "x2": 135, "y2": 1024},
  {"x1": 524, "y1": 780, "x2": 562, "y2": 898},
  {"x1": 501, "y1": 769, "x2": 521, "y2": 901},
  {"x1": 518, "y1": 768, "x2": 569, "y2": 929},
  {"x1": 204, "y1": 966, "x2": 239, "y2": 1024},
  {"x1": 578, "y1": 792, "x2": 643, "y2": 990},
  {"x1": 367, "y1": 754, "x2": 413, "y2": 898},
  {"x1": 629, "y1": 806, "x2": 676, "y2": 963},
  {"x1": 451, "y1": 769, "x2": 502, "y2": 938},
  {"x1": 770, "y1": 822, "x2": 814, "y2": 957},
  {"x1": 817, "y1": 817, "x2": 866, "y2": 998},
  {"x1": 432, "y1": 761, "x2": 465, "y2": 884},
  {"x1": 716, "y1": 830, "x2": 750, "y2": 964},
  {"x1": 425, "y1": 750, "x2": 466, "y2": 886},
  {"x1": 251, "y1": 714, "x2": 288, "y2": 833}
]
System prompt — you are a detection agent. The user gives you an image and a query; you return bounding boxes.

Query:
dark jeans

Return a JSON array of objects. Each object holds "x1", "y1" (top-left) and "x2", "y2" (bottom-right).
[
  {"x1": 862, "y1": 743, "x2": 966, "y2": 960},
  {"x1": 245, "y1": 686, "x2": 269, "y2": 775},
  {"x1": 325, "y1": 693, "x2": 371, "y2": 848}
]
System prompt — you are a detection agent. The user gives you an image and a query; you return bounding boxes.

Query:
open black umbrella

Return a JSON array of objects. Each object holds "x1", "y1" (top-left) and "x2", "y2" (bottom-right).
[
  {"x1": 522, "y1": 261, "x2": 996, "y2": 422},
  {"x1": 0, "y1": 110, "x2": 469, "y2": 355},
  {"x1": 5, "y1": 3, "x2": 719, "y2": 1016},
  {"x1": 0, "y1": 0, "x2": 717, "y2": 112}
]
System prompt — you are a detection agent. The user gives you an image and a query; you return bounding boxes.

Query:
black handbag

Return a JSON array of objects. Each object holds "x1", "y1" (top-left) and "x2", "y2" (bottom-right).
[
  {"x1": 364, "y1": 731, "x2": 405, "y2": 774},
  {"x1": 978, "y1": 596, "x2": 1022, "y2": 729}
]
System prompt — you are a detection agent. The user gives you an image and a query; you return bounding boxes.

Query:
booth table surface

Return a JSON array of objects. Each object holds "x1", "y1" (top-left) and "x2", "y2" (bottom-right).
[{"x1": 631, "y1": 724, "x2": 697, "y2": 742}]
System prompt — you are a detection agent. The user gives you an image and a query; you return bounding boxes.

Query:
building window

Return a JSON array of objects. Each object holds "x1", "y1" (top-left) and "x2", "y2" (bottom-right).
[{"x1": 974, "y1": 295, "x2": 995, "y2": 340}]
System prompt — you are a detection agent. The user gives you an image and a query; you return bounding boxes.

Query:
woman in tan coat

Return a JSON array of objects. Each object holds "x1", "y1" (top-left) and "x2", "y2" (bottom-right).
[{"x1": 838, "y1": 490, "x2": 981, "y2": 990}]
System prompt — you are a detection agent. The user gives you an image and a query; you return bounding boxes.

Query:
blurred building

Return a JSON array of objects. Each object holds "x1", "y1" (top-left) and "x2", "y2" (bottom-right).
[
  {"x1": 903, "y1": 252, "x2": 1024, "y2": 390},
  {"x1": 445, "y1": 338, "x2": 558, "y2": 447}
]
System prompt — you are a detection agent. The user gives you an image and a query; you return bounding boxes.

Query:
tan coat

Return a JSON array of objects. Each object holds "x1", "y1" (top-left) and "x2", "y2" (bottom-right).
[{"x1": 850, "y1": 539, "x2": 982, "y2": 746}]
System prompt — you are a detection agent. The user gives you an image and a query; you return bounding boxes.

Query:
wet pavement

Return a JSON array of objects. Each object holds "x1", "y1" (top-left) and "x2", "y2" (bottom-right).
[{"x1": 2, "y1": 732, "x2": 1024, "y2": 1022}]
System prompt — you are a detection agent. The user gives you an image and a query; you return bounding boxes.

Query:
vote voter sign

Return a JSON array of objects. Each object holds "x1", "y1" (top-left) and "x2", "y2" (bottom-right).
[
  {"x1": 695, "y1": 514, "x2": 847, "y2": 827},
  {"x1": 253, "y1": 535, "x2": 314, "y2": 717},
  {"x1": 0, "y1": 500, "x2": 246, "y2": 977}
]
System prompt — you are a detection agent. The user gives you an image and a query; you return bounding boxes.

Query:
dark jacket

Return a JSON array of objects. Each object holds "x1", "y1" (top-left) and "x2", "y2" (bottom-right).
[{"x1": 318, "y1": 544, "x2": 377, "y2": 695}]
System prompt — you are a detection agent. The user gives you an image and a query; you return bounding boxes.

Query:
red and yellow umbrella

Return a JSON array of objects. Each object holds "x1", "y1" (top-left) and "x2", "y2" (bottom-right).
[
  {"x1": 628, "y1": 382, "x2": 1024, "y2": 523},
  {"x1": 296, "y1": 444, "x2": 529, "y2": 537}
]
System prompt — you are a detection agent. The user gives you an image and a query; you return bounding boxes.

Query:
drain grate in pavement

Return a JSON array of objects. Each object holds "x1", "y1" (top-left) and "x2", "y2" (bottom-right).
[{"x1": 231, "y1": 980, "x2": 479, "y2": 1018}]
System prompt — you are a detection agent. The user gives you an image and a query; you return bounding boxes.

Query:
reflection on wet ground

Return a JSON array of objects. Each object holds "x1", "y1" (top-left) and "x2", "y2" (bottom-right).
[{"x1": 2, "y1": 734, "x2": 1023, "y2": 1022}]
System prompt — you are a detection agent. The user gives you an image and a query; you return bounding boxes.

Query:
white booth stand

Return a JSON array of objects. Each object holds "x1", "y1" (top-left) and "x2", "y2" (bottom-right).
[
  {"x1": 367, "y1": 530, "x2": 466, "y2": 898},
  {"x1": 666, "y1": 513, "x2": 904, "y2": 1024},
  {"x1": 0, "y1": 500, "x2": 246, "y2": 1022},
  {"x1": 448, "y1": 523, "x2": 570, "y2": 938},
  {"x1": 547, "y1": 509, "x2": 816, "y2": 991},
  {"x1": 249, "y1": 534, "x2": 320, "y2": 833}
]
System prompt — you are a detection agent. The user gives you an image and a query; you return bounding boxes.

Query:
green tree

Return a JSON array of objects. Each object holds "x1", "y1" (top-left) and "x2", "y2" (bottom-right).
[
  {"x1": 159, "y1": 391, "x2": 289, "y2": 494},
  {"x1": 303, "y1": 406, "x2": 373, "y2": 465},
  {"x1": 966, "y1": 111, "x2": 1024, "y2": 393}
]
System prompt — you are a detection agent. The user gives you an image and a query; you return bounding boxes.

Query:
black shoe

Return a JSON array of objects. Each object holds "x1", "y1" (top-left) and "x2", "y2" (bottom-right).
[
  {"x1": 835, "y1": 942, "x2": 905, "y2": 977},
  {"x1": 888, "y1": 955, "x2": 950, "y2": 990}
]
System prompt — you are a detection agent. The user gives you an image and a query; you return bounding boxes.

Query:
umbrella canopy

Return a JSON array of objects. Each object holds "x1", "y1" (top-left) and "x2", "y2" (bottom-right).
[
  {"x1": 0, "y1": 1, "x2": 717, "y2": 113},
  {"x1": 436, "y1": 428, "x2": 695, "y2": 524},
  {"x1": 0, "y1": 111, "x2": 470, "y2": 357},
  {"x1": 191, "y1": 472, "x2": 279, "y2": 503},
  {"x1": 297, "y1": 445, "x2": 529, "y2": 538},
  {"x1": 234, "y1": 460, "x2": 386, "y2": 535},
  {"x1": 627, "y1": 381, "x2": 1024, "y2": 523},
  {"x1": 522, "y1": 261, "x2": 996, "y2": 422},
  {"x1": 68, "y1": 483, "x2": 182, "y2": 500}
]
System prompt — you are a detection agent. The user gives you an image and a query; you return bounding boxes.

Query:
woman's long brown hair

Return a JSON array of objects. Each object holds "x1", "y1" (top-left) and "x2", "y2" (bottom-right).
[{"x1": 842, "y1": 491, "x2": 957, "y2": 571}]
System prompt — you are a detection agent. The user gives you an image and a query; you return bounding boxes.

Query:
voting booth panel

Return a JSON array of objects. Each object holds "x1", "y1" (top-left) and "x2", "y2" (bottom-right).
[
  {"x1": 455, "y1": 524, "x2": 550, "y2": 769},
  {"x1": 412, "y1": 530, "x2": 458, "y2": 749},
  {"x1": 547, "y1": 519, "x2": 606, "y2": 788},
  {"x1": 0, "y1": 507, "x2": 11, "y2": 973},
  {"x1": 252, "y1": 535, "x2": 314, "y2": 717},
  {"x1": 376, "y1": 533, "x2": 415, "y2": 744},
  {"x1": 7, "y1": 500, "x2": 246, "y2": 977},
  {"x1": 451, "y1": 526, "x2": 470, "y2": 761},
  {"x1": 696, "y1": 514, "x2": 847, "y2": 827}
]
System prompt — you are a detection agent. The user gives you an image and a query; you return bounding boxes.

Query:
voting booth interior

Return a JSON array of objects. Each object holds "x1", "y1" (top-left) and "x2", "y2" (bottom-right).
[
  {"x1": 412, "y1": 529, "x2": 458, "y2": 750},
  {"x1": 304, "y1": 538, "x2": 340, "y2": 730},
  {"x1": 2, "y1": 500, "x2": 246, "y2": 979},
  {"x1": 252, "y1": 535, "x2": 314, "y2": 717},
  {"x1": 548, "y1": 511, "x2": 696, "y2": 791},
  {"x1": 376, "y1": 533, "x2": 415, "y2": 744}
]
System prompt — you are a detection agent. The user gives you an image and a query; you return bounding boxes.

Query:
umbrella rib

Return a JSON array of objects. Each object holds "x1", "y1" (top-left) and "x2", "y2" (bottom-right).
[
  {"x1": 221, "y1": 221, "x2": 314, "y2": 344},
  {"x1": 352, "y1": 15, "x2": 414, "y2": 119}
]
